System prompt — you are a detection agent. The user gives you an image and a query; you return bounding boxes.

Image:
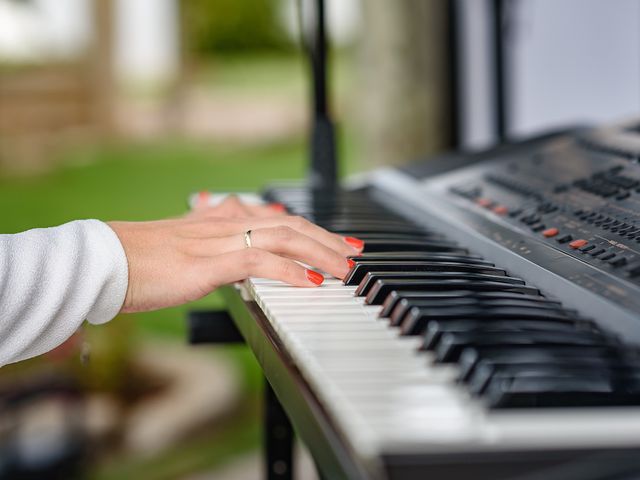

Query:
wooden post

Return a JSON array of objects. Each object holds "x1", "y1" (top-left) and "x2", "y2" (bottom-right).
[
  {"x1": 91, "y1": 0, "x2": 116, "y2": 135},
  {"x1": 358, "y1": 0, "x2": 455, "y2": 167}
]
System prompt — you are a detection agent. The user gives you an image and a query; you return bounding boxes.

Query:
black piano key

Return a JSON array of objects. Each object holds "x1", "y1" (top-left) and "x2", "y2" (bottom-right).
[
  {"x1": 266, "y1": 190, "x2": 369, "y2": 202},
  {"x1": 359, "y1": 239, "x2": 466, "y2": 254},
  {"x1": 422, "y1": 318, "x2": 599, "y2": 351},
  {"x1": 330, "y1": 226, "x2": 437, "y2": 235},
  {"x1": 312, "y1": 213, "x2": 416, "y2": 221},
  {"x1": 295, "y1": 206, "x2": 400, "y2": 215},
  {"x1": 319, "y1": 222, "x2": 422, "y2": 232},
  {"x1": 356, "y1": 272, "x2": 525, "y2": 297},
  {"x1": 318, "y1": 221, "x2": 423, "y2": 230},
  {"x1": 339, "y1": 233, "x2": 446, "y2": 241},
  {"x1": 319, "y1": 223, "x2": 424, "y2": 232},
  {"x1": 401, "y1": 306, "x2": 577, "y2": 336},
  {"x1": 366, "y1": 280, "x2": 541, "y2": 305},
  {"x1": 284, "y1": 200, "x2": 390, "y2": 209},
  {"x1": 301, "y1": 208, "x2": 404, "y2": 216},
  {"x1": 468, "y1": 359, "x2": 640, "y2": 397},
  {"x1": 350, "y1": 253, "x2": 487, "y2": 263},
  {"x1": 485, "y1": 374, "x2": 640, "y2": 408},
  {"x1": 379, "y1": 290, "x2": 550, "y2": 318},
  {"x1": 388, "y1": 296, "x2": 564, "y2": 326},
  {"x1": 344, "y1": 262, "x2": 507, "y2": 286},
  {"x1": 457, "y1": 346, "x2": 638, "y2": 383},
  {"x1": 435, "y1": 330, "x2": 615, "y2": 363}
]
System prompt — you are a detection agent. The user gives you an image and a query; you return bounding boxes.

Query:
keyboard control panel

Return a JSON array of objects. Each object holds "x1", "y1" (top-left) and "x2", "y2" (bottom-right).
[{"x1": 427, "y1": 120, "x2": 640, "y2": 288}]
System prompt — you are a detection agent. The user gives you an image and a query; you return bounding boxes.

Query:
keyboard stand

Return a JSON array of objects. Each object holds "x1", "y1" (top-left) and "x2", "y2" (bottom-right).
[
  {"x1": 265, "y1": 380, "x2": 295, "y2": 480},
  {"x1": 188, "y1": 306, "x2": 297, "y2": 480}
]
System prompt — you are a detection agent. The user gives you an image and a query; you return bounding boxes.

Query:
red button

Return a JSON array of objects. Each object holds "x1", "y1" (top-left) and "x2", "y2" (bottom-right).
[
  {"x1": 569, "y1": 239, "x2": 588, "y2": 249},
  {"x1": 492, "y1": 205, "x2": 508, "y2": 215},
  {"x1": 542, "y1": 228, "x2": 559, "y2": 238},
  {"x1": 476, "y1": 198, "x2": 492, "y2": 208}
]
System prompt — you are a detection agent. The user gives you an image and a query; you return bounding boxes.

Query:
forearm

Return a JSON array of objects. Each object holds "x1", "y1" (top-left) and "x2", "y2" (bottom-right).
[{"x1": 0, "y1": 220, "x2": 128, "y2": 367}]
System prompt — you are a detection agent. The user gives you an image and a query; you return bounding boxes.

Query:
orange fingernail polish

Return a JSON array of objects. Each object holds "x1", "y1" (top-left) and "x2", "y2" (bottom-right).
[
  {"x1": 269, "y1": 203, "x2": 286, "y2": 212},
  {"x1": 347, "y1": 259, "x2": 355, "y2": 269},
  {"x1": 344, "y1": 236, "x2": 365, "y2": 250},
  {"x1": 197, "y1": 190, "x2": 210, "y2": 206},
  {"x1": 306, "y1": 269, "x2": 324, "y2": 285}
]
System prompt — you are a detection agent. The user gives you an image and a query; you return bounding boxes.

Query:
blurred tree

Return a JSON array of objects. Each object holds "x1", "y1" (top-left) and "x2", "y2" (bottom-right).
[
  {"x1": 183, "y1": 0, "x2": 291, "y2": 55},
  {"x1": 358, "y1": 0, "x2": 455, "y2": 167}
]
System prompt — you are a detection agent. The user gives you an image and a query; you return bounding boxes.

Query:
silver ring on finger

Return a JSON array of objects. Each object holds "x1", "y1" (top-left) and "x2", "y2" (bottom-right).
[{"x1": 244, "y1": 230, "x2": 253, "y2": 248}]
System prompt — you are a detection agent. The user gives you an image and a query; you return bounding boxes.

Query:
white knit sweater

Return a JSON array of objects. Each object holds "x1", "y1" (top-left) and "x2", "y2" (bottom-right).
[{"x1": 0, "y1": 220, "x2": 129, "y2": 367}]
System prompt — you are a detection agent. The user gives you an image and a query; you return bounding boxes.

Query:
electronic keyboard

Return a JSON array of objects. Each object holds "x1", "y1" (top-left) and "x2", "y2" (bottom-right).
[{"x1": 221, "y1": 119, "x2": 640, "y2": 480}]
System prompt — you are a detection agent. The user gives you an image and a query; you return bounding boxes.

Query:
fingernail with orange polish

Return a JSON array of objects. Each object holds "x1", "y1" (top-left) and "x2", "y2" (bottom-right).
[
  {"x1": 197, "y1": 190, "x2": 210, "y2": 206},
  {"x1": 347, "y1": 259, "x2": 356, "y2": 269},
  {"x1": 268, "y1": 203, "x2": 287, "y2": 212},
  {"x1": 344, "y1": 236, "x2": 365, "y2": 250},
  {"x1": 306, "y1": 269, "x2": 324, "y2": 286}
]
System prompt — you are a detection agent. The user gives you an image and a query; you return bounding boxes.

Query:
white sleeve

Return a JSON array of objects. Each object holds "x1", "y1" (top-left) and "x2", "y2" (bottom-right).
[{"x1": 0, "y1": 220, "x2": 129, "y2": 367}]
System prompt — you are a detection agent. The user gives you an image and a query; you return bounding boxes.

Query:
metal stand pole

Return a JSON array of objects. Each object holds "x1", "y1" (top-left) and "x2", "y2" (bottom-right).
[
  {"x1": 492, "y1": 0, "x2": 508, "y2": 143},
  {"x1": 265, "y1": 380, "x2": 294, "y2": 480},
  {"x1": 308, "y1": 0, "x2": 337, "y2": 192}
]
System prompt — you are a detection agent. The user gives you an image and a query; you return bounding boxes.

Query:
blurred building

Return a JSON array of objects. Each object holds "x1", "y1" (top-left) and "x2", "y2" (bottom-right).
[
  {"x1": 0, "y1": 0, "x2": 180, "y2": 86},
  {"x1": 0, "y1": 0, "x2": 183, "y2": 171},
  {"x1": 0, "y1": 0, "x2": 92, "y2": 62}
]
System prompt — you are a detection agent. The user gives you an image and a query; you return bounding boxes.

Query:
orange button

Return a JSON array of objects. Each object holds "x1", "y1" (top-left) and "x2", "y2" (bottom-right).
[
  {"x1": 492, "y1": 205, "x2": 508, "y2": 215},
  {"x1": 476, "y1": 198, "x2": 492, "y2": 208},
  {"x1": 569, "y1": 239, "x2": 588, "y2": 249},
  {"x1": 542, "y1": 228, "x2": 559, "y2": 238}
]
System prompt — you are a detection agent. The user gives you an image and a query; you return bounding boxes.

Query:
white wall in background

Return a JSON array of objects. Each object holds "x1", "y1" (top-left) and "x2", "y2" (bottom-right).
[
  {"x1": 0, "y1": 0, "x2": 91, "y2": 61},
  {"x1": 457, "y1": 0, "x2": 495, "y2": 150},
  {"x1": 114, "y1": 0, "x2": 179, "y2": 86},
  {"x1": 509, "y1": 0, "x2": 640, "y2": 136},
  {"x1": 0, "y1": 0, "x2": 180, "y2": 86},
  {"x1": 458, "y1": 0, "x2": 640, "y2": 149}
]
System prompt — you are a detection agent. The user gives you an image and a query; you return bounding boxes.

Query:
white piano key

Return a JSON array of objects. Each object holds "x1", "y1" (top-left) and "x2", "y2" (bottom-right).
[
  {"x1": 266, "y1": 307, "x2": 375, "y2": 318},
  {"x1": 261, "y1": 297, "x2": 365, "y2": 305},
  {"x1": 253, "y1": 282, "x2": 355, "y2": 291},
  {"x1": 277, "y1": 317, "x2": 377, "y2": 326},
  {"x1": 288, "y1": 329, "x2": 399, "y2": 340},
  {"x1": 255, "y1": 287, "x2": 355, "y2": 296}
]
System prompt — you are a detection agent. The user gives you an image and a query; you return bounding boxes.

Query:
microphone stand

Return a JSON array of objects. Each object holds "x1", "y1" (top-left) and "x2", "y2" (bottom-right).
[{"x1": 304, "y1": 0, "x2": 338, "y2": 200}]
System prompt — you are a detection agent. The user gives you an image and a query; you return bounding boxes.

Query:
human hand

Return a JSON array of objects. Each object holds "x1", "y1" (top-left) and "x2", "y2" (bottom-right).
[{"x1": 108, "y1": 214, "x2": 363, "y2": 313}]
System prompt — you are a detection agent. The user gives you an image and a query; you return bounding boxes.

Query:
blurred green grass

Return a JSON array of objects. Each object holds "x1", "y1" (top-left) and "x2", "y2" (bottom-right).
[
  {"x1": 198, "y1": 54, "x2": 307, "y2": 95},
  {"x1": 197, "y1": 52, "x2": 353, "y2": 98},
  {"x1": 0, "y1": 139, "x2": 305, "y2": 230}
]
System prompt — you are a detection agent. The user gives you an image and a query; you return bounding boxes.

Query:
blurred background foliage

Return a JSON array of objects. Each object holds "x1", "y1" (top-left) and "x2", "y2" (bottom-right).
[
  {"x1": 0, "y1": 0, "x2": 364, "y2": 478},
  {"x1": 183, "y1": 0, "x2": 292, "y2": 54}
]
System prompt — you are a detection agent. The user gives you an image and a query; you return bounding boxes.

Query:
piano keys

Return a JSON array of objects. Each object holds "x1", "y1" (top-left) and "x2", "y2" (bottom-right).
[{"x1": 259, "y1": 186, "x2": 640, "y2": 411}]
